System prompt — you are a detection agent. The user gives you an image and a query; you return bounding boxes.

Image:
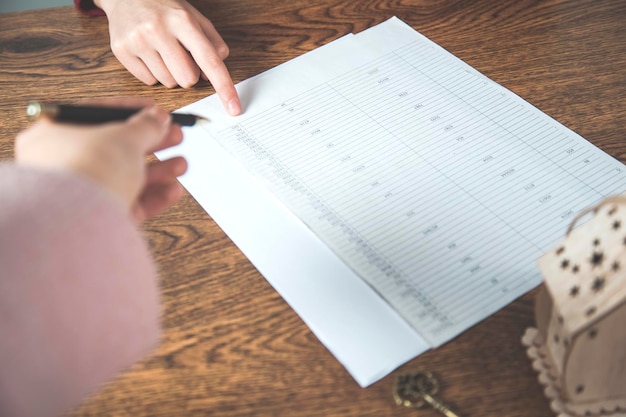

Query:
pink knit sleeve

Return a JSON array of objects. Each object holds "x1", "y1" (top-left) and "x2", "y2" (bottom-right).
[
  {"x1": 74, "y1": 0, "x2": 105, "y2": 16},
  {"x1": 0, "y1": 164, "x2": 161, "y2": 417}
]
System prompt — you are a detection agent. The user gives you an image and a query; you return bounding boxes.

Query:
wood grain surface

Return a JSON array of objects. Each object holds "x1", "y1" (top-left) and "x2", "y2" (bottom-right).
[{"x1": 1, "y1": 1, "x2": 625, "y2": 416}]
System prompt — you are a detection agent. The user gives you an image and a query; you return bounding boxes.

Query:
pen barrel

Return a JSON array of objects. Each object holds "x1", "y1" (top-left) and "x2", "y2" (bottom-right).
[
  {"x1": 27, "y1": 102, "x2": 199, "y2": 126},
  {"x1": 171, "y1": 113, "x2": 197, "y2": 126},
  {"x1": 54, "y1": 105, "x2": 138, "y2": 124}
]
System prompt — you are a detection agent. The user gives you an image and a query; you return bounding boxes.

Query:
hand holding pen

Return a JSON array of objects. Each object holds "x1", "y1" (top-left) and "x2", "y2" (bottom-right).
[{"x1": 18, "y1": 98, "x2": 188, "y2": 223}]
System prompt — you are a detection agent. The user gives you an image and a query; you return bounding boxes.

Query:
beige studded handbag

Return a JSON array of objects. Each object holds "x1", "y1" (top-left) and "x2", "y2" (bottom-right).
[{"x1": 523, "y1": 195, "x2": 626, "y2": 417}]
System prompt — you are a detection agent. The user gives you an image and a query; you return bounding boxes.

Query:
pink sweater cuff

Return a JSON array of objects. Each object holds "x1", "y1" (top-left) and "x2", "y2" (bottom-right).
[
  {"x1": 0, "y1": 165, "x2": 160, "y2": 417},
  {"x1": 74, "y1": 0, "x2": 105, "y2": 16}
]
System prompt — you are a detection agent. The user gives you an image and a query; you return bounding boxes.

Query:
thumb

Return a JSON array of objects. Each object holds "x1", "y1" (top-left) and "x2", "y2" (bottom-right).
[{"x1": 124, "y1": 105, "x2": 172, "y2": 153}]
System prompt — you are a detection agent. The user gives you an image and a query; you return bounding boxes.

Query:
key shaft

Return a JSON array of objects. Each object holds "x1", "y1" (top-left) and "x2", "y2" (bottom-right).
[{"x1": 420, "y1": 390, "x2": 461, "y2": 417}]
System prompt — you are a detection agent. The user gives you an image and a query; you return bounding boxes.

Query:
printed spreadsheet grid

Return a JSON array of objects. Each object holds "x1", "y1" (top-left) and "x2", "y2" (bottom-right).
[{"x1": 203, "y1": 23, "x2": 625, "y2": 347}]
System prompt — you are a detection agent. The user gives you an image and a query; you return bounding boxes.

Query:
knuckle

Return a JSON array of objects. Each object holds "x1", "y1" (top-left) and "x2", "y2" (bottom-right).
[
  {"x1": 137, "y1": 19, "x2": 160, "y2": 37},
  {"x1": 110, "y1": 39, "x2": 126, "y2": 55},
  {"x1": 169, "y1": 8, "x2": 194, "y2": 25},
  {"x1": 204, "y1": 54, "x2": 224, "y2": 69},
  {"x1": 117, "y1": 21, "x2": 159, "y2": 50},
  {"x1": 216, "y1": 43, "x2": 230, "y2": 59}
]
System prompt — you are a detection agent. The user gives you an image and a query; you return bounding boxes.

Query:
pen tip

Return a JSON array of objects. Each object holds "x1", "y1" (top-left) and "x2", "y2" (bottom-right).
[{"x1": 195, "y1": 116, "x2": 210, "y2": 126}]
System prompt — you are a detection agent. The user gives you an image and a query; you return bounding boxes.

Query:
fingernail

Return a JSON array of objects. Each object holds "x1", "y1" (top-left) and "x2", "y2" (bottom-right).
[{"x1": 227, "y1": 99, "x2": 242, "y2": 116}]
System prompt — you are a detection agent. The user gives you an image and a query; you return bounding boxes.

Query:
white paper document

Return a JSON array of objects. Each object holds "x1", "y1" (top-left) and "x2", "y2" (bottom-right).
[{"x1": 157, "y1": 17, "x2": 626, "y2": 386}]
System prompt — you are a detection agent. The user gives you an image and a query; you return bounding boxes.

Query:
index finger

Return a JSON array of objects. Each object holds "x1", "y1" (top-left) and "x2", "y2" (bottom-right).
[
  {"x1": 194, "y1": 50, "x2": 241, "y2": 116},
  {"x1": 177, "y1": 28, "x2": 241, "y2": 116}
]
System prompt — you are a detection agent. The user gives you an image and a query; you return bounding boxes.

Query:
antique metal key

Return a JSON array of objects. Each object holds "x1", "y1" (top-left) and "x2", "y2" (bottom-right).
[{"x1": 393, "y1": 371, "x2": 461, "y2": 416}]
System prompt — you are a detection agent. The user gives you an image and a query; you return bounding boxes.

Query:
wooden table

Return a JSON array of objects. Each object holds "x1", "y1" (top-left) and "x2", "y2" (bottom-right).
[{"x1": 1, "y1": 1, "x2": 625, "y2": 416}]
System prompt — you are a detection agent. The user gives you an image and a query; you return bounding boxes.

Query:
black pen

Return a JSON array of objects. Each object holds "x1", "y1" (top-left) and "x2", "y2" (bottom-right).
[{"x1": 26, "y1": 101, "x2": 208, "y2": 127}]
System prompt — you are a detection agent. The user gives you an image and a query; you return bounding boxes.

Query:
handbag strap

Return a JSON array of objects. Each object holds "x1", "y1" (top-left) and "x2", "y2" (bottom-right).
[{"x1": 566, "y1": 195, "x2": 626, "y2": 235}]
